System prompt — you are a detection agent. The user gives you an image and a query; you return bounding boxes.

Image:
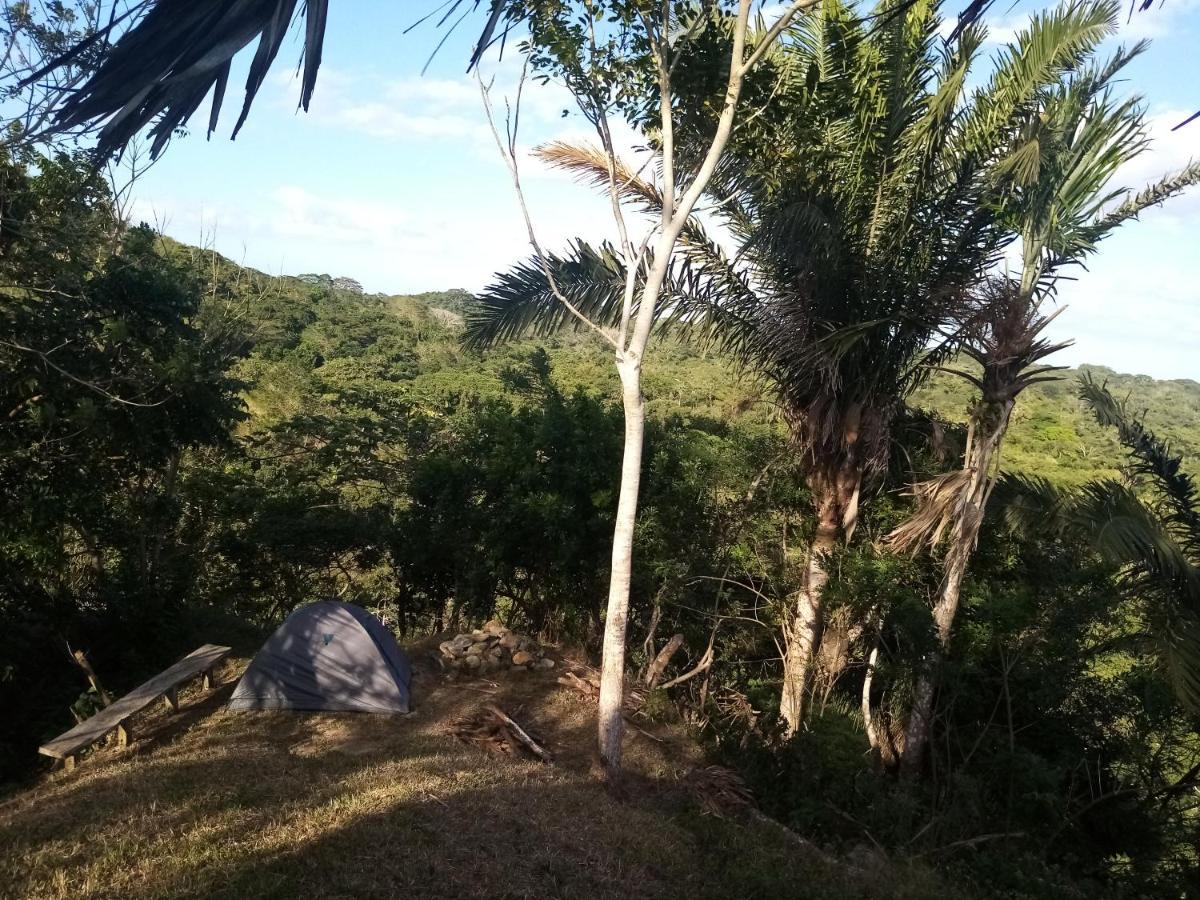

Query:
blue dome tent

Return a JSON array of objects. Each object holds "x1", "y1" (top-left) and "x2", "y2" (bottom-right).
[{"x1": 229, "y1": 601, "x2": 411, "y2": 714}]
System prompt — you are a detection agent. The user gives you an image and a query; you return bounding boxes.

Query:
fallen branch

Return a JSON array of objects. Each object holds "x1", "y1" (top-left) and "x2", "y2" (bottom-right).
[
  {"x1": 486, "y1": 705, "x2": 553, "y2": 763},
  {"x1": 914, "y1": 832, "x2": 1026, "y2": 857},
  {"x1": 67, "y1": 644, "x2": 112, "y2": 707},
  {"x1": 658, "y1": 643, "x2": 713, "y2": 690},
  {"x1": 557, "y1": 667, "x2": 646, "y2": 711}
]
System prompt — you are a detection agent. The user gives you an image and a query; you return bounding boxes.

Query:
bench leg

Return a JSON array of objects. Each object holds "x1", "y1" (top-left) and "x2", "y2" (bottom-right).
[
  {"x1": 116, "y1": 721, "x2": 132, "y2": 749},
  {"x1": 202, "y1": 667, "x2": 218, "y2": 691},
  {"x1": 164, "y1": 686, "x2": 179, "y2": 712},
  {"x1": 64, "y1": 754, "x2": 76, "y2": 773}
]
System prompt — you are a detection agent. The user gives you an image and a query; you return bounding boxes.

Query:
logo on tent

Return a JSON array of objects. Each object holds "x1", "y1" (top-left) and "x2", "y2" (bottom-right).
[{"x1": 323, "y1": 633, "x2": 334, "y2": 646}]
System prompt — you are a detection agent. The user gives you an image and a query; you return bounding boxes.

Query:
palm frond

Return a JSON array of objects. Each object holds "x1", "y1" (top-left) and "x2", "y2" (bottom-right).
[
  {"x1": 965, "y1": 0, "x2": 1118, "y2": 153},
  {"x1": 1079, "y1": 374, "x2": 1200, "y2": 550},
  {"x1": 1072, "y1": 477, "x2": 1200, "y2": 708},
  {"x1": 534, "y1": 141, "x2": 662, "y2": 212},
  {"x1": 993, "y1": 472, "x2": 1073, "y2": 537},
  {"x1": 24, "y1": 0, "x2": 509, "y2": 158},
  {"x1": 1083, "y1": 159, "x2": 1200, "y2": 239},
  {"x1": 1074, "y1": 377, "x2": 1200, "y2": 710},
  {"x1": 464, "y1": 240, "x2": 631, "y2": 350},
  {"x1": 888, "y1": 469, "x2": 975, "y2": 552},
  {"x1": 25, "y1": 1, "x2": 327, "y2": 157}
]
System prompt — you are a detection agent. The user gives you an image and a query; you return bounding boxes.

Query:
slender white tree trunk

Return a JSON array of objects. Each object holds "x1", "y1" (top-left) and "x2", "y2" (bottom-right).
[
  {"x1": 481, "y1": 0, "x2": 820, "y2": 774},
  {"x1": 862, "y1": 634, "x2": 883, "y2": 758},
  {"x1": 597, "y1": 356, "x2": 646, "y2": 768}
]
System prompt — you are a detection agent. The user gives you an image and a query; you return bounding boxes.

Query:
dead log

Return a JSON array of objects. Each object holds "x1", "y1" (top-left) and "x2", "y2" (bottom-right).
[
  {"x1": 644, "y1": 633, "x2": 685, "y2": 689},
  {"x1": 485, "y1": 705, "x2": 553, "y2": 763},
  {"x1": 558, "y1": 667, "x2": 646, "y2": 711}
]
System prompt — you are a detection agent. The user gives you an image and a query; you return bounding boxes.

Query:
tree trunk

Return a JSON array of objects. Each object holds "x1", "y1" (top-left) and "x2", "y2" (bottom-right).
[
  {"x1": 597, "y1": 358, "x2": 646, "y2": 771},
  {"x1": 900, "y1": 402, "x2": 1011, "y2": 774},
  {"x1": 779, "y1": 461, "x2": 861, "y2": 736},
  {"x1": 815, "y1": 608, "x2": 864, "y2": 708},
  {"x1": 780, "y1": 483, "x2": 839, "y2": 735},
  {"x1": 863, "y1": 633, "x2": 898, "y2": 769},
  {"x1": 70, "y1": 648, "x2": 113, "y2": 707}
]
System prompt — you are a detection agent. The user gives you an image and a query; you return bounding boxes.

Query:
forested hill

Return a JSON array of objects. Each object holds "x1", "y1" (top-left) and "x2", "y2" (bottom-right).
[
  {"x1": 312, "y1": 274, "x2": 1200, "y2": 489},
  {"x1": 199, "y1": 243, "x2": 1200, "y2": 489},
  {"x1": 913, "y1": 364, "x2": 1200, "y2": 485}
]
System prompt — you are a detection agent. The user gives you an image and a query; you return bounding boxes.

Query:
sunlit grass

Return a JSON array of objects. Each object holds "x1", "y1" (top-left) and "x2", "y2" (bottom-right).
[{"x1": 0, "y1": 655, "x2": 944, "y2": 899}]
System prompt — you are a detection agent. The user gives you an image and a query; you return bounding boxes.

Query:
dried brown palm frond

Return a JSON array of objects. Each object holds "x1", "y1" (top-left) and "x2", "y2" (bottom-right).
[
  {"x1": 889, "y1": 470, "x2": 977, "y2": 554},
  {"x1": 683, "y1": 765, "x2": 756, "y2": 817},
  {"x1": 534, "y1": 141, "x2": 662, "y2": 212},
  {"x1": 449, "y1": 705, "x2": 552, "y2": 763}
]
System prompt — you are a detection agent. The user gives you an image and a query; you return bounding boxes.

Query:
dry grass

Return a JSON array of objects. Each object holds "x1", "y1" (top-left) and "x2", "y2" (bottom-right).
[{"x1": 0, "y1": 648, "x2": 946, "y2": 900}]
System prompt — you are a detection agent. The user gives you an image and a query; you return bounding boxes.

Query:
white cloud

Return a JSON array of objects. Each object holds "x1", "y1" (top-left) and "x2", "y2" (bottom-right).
[
  {"x1": 1111, "y1": 108, "x2": 1200, "y2": 221},
  {"x1": 1121, "y1": 0, "x2": 1200, "y2": 40}
]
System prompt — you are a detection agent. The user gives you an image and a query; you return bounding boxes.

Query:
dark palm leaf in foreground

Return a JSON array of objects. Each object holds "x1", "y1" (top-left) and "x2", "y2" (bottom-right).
[
  {"x1": 23, "y1": 0, "x2": 507, "y2": 159},
  {"x1": 1076, "y1": 375, "x2": 1200, "y2": 709}
]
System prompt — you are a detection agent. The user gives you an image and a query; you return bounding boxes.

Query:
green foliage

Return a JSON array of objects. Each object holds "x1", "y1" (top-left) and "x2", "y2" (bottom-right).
[
  {"x1": 912, "y1": 364, "x2": 1200, "y2": 485},
  {"x1": 1067, "y1": 376, "x2": 1200, "y2": 712},
  {"x1": 0, "y1": 150, "x2": 244, "y2": 781}
]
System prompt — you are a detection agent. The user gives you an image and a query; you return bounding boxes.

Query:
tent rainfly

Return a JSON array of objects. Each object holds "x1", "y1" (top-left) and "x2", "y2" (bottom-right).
[{"x1": 228, "y1": 601, "x2": 411, "y2": 713}]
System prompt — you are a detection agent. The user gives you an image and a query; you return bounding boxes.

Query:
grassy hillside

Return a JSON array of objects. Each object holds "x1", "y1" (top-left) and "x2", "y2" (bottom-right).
[{"x1": 0, "y1": 650, "x2": 952, "y2": 900}]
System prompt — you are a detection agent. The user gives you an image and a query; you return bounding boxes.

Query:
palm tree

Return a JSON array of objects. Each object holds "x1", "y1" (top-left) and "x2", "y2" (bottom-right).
[
  {"x1": 888, "y1": 32, "x2": 1200, "y2": 771},
  {"x1": 467, "y1": 0, "x2": 1124, "y2": 735}
]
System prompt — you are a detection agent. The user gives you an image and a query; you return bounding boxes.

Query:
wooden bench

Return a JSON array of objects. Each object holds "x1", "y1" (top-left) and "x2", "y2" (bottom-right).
[{"x1": 39, "y1": 643, "x2": 232, "y2": 772}]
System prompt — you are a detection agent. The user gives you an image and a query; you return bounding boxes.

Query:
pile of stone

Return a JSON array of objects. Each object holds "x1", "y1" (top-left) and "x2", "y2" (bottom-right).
[{"x1": 438, "y1": 619, "x2": 555, "y2": 674}]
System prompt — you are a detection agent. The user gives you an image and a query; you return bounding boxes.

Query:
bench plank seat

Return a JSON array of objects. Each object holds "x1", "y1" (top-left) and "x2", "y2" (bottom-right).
[{"x1": 39, "y1": 643, "x2": 231, "y2": 763}]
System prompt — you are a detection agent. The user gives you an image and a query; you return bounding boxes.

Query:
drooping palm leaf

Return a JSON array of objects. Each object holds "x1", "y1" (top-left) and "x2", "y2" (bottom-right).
[
  {"x1": 22, "y1": 0, "x2": 510, "y2": 158},
  {"x1": 465, "y1": 240, "x2": 632, "y2": 350},
  {"x1": 1075, "y1": 376, "x2": 1200, "y2": 711},
  {"x1": 1080, "y1": 373, "x2": 1200, "y2": 553}
]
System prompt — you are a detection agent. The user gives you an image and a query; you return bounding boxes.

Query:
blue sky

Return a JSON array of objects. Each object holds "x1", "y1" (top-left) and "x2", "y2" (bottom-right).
[{"x1": 128, "y1": 1, "x2": 1200, "y2": 380}]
